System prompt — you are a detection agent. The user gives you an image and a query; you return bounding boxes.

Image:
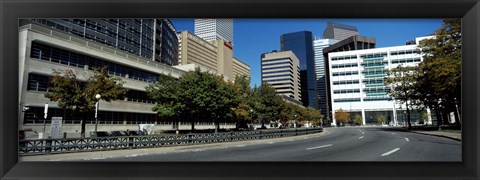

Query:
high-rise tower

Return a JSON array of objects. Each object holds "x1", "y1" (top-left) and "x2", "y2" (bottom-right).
[
  {"x1": 194, "y1": 19, "x2": 234, "y2": 45},
  {"x1": 280, "y1": 31, "x2": 317, "y2": 109},
  {"x1": 323, "y1": 22, "x2": 359, "y2": 41}
]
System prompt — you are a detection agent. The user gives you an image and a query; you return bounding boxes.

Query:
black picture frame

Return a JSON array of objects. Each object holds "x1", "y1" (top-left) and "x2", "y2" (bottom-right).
[{"x1": 1, "y1": 0, "x2": 479, "y2": 179}]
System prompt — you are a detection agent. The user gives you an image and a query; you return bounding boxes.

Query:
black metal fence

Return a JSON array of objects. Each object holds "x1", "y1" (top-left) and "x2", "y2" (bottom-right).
[{"x1": 19, "y1": 127, "x2": 323, "y2": 156}]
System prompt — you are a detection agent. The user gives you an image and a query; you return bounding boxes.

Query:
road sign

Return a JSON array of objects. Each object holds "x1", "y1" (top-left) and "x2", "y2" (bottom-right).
[{"x1": 50, "y1": 117, "x2": 63, "y2": 138}]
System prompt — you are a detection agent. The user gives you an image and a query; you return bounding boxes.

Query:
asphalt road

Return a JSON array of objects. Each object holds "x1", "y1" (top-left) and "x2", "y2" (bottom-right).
[{"x1": 99, "y1": 127, "x2": 461, "y2": 161}]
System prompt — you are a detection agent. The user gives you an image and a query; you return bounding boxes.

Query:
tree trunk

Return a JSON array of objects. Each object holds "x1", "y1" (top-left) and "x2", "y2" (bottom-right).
[
  {"x1": 215, "y1": 120, "x2": 220, "y2": 133},
  {"x1": 406, "y1": 103, "x2": 412, "y2": 130},
  {"x1": 434, "y1": 106, "x2": 442, "y2": 130},
  {"x1": 80, "y1": 111, "x2": 86, "y2": 138}
]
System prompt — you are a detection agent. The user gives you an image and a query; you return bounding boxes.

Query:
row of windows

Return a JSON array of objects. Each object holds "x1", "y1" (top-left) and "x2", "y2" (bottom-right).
[
  {"x1": 262, "y1": 74, "x2": 294, "y2": 80},
  {"x1": 332, "y1": 63, "x2": 358, "y2": 69},
  {"x1": 363, "y1": 71, "x2": 387, "y2": 76},
  {"x1": 30, "y1": 42, "x2": 162, "y2": 83},
  {"x1": 360, "y1": 53, "x2": 388, "y2": 58},
  {"x1": 270, "y1": 82, "x2": 294, "y2": 87},
  {"x1": 391, "y1": 58, "x2": 421, "y2": 64},
  {"x1": 262, "y1": 65, "x2": 293, "y2": 71},
  {"x1": 333, "y1": 89, "x2": 360, "y2": 94},
  {"x1": 261, "y1": 57, "x2": 292, "y2": 63},
  {"x1": 363, "y1": 97, "x2": 392, "y2": 101},
  {"x1": 263, "y1": 78, "x2": 293, "y2": 83},
  {"x1": 27, "y1": 73, "x2": 155, "y2": 104},
  {"x1": 262, "y1": 70, "x2": 293, "y2": 75},
  {"x1": 332, "y1": 71, "x2": 359, "y2": 76},
  {"x1": 334, "y1": 98, "x2": 361, "y2": 102},
  {"x1": 24, "y1": 107, "x2": 159, "y2": 125},
  {"x1": 390, "y1": 49, "x2": 420, "y2": 56},
  {"x1": 262, "y1": 61, "x2": 293, "y2": 67},
  {"x1": 331, "y1": 55, "x2": 357, "y2": 61},
  {"x1": 333, "y1": 80, "x2": 360, "y2": 85}
]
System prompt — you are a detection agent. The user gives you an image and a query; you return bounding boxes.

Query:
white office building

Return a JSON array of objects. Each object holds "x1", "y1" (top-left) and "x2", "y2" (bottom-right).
[
  {"x1": 328, "y1": 36, "x2": 433, "y2": 126},
  {"x1": 194, "y1": 19, "x2": 234, "y2": 45},
  {"x1": 313, "y1": 38, "x2": 339, "y2": 119}
]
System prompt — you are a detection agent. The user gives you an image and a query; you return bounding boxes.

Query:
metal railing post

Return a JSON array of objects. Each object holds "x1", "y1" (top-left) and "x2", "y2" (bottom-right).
[{"x1": 45, "y1": 138, "x2": 52, "y2": 154}]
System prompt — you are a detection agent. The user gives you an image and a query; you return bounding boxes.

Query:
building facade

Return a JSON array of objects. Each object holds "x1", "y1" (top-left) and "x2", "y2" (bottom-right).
[
  {"x1": 260, "y1": 51, "x2": 302, "y2": 103},
  {"x1": 18, "y1": 21, "x2": 240, "y2": 138},
  {"x1": 280, "y1": 31, "x2": 318, "y2": 109},
  {"x1": 322, "y1": 35, "x2": 376, "y2": 125},
  {"x1": 313, "y1": 38, "x2": 339, "y2": 120},
  {"x1": 28, "y1": 19, "x2": 179, "y2": 66},
  {"x1": 323, "y1": 22, "x2": 359, "y2": 41},
  {"x1": 328, "y1": 36, "x2": 432, "y2": 126},
  {"x1": 176, "y1": 30, "x2": 250, "y2": 81},
  {"x1": 194, "y1": 19, "x2": 234, "y2": 45}
]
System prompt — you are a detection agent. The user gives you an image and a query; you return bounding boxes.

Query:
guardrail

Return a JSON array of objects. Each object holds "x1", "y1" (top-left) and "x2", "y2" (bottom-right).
[{"x1": 19, "y1": 127, "x2": 323, "y2": 156}]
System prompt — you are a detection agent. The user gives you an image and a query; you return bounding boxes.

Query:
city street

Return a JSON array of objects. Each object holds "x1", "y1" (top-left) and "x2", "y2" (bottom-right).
[{"x1": 96, "y1": 127, "x2": 461, "y2": 161}]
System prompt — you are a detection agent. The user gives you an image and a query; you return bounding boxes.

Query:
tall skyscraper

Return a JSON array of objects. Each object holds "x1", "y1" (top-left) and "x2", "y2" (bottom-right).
[
  {"x1": 313, "y1": 38, "x2": 339, "y2": 119},
  {"x1": 323, "y1": 22, "x2": 359, "y2": 41},
  {"x1": 194, "y1": 19, "x2": 234, "y2": 45},
  {"x1": 261, "y1": 51, "x2": 302, "y2": 103},
  {"x1": 28, "y1": 19, "x2": 179, "y2": 66},
  {"x1": 280, "y1": 31, "x2": 317, "y2": 108}
]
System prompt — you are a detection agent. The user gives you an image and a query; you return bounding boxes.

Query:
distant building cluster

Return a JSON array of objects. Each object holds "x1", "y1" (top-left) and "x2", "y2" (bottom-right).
[{"x1": 260, "y1": 22, "x2": 431, "y2": 126}]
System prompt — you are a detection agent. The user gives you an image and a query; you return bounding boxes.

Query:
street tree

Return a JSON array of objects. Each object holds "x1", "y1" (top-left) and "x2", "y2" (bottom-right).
[
  {"x1": 334, "y1": 108, "x2": 350, "y2": 126},
  {"x1": 417, "y1": 18, "x2": 461, "y2": 127},
  {"x1": 147, "y1": 68, "x2": 239, "y2": 132},
  {"x1": 375, "y1": 114, "x2": 386, "y2": 125},
  {"x1": 45, "y1": 67, "x2": 127, "y2": 137},
  {"x1": 353, "y1": 114, "x2": 363, "y2": 126},
  {"x1": 385, "y1": 64, "x2": 418, "y2": 130}
]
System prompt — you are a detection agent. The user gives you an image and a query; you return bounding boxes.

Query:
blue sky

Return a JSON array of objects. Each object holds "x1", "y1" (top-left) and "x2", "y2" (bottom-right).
[{"x1": 170, "y1": 19, "x2": 443, "y2": 88}]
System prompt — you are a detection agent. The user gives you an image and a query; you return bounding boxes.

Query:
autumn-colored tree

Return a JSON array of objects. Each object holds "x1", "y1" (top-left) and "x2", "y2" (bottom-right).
[
  {"x1": 45, "y1": 67, "x2": 126, "y2": 137},
  {"x1": 334, "y1": 108, "x2": 350, "y2": 126}
]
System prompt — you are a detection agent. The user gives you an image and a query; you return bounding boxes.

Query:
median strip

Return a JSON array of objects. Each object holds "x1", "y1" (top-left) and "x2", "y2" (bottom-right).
[
  {"x1": 405, "y1": 138, "x2": 409, "y2": 142},
  {"x1": 306, "y1": 144, "x2": 333, "y2": 150},
  {"x1": 359, "y1": 136, "x2": 364, "y2": 139},
  {"x1": 381, "y1": 148, "x2": 400, "y2": 156}
]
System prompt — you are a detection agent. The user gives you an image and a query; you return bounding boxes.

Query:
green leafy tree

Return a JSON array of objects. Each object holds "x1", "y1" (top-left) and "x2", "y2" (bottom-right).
[
  {"x1": 45, "y1": 67, "x2": 127, "y2": 137},
  {"x1": 419, "y1": 111, "x2": 429, "y2": 124},
  {"x1": 254, "y1": 82, "x2": 284, "y2": 127},
  {"x1": 334, "y1": 108, "x2": 350, "y2": 126},
  {"x1": 385, "y1": 64, "x2": 418, "y2": 130},
  {"x1": 147, "y1": 68, "x2": 239, "y2": 132},
  {"x1": 375, "y1": 114, "x2": 386, "y2": 125},
  {"x1": 353, "y1": 114, "x2": 363, "y2": 126},
  {"x1": 417, "y1": 18, "x2": 461, "y2": 127},
  {"x1": 304, "y1": 107, "x2": 323, "y2": 126}
]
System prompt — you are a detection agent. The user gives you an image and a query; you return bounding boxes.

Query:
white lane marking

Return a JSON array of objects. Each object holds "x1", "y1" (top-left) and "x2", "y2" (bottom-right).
[
  {"x1": 361, "y1": 132, "x2": 365, "y2": 134},
  {"x1": 192, "y1": 149, "x2": 205, "y2": 152},
  {"x1": 306, "y1": 144, "x2": 333, "y2": 150},
  {"x1": 381, "y1": 148, "x2": 400, "y2": 156},
  {"x1": 267, "y1": 142, "x2": 275, "y2": 144},
  {"x1": 391, "y1": 132, "x2": 396, "y2": 135},
  {"x1": 236, "y1": 145, "x2": 246, "y2": 147},
  {"x1": 359, "y1": 136, "x2": 364, "y2": 139},
  {"x1": 405, "y1": 138, "x2": 409, "y2": 142}
]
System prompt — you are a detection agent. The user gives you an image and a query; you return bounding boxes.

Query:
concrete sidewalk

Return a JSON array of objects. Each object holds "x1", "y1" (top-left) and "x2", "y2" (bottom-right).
[
  {"x1": 410, "y1": 130, "x2": 461, "y2": 141},
  {"x1": 20, "y1": 129, "x2": 329, "y2": 161}
]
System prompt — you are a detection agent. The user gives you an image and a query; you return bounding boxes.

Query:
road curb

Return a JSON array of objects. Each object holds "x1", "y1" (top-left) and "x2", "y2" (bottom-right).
[{"x1": 410, "y1": 131, "x2": 461, "y2": 141}]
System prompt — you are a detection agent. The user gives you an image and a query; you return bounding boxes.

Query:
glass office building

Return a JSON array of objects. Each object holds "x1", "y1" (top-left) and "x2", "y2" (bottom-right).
[
  {"x1": 280, "y1": 31, "x2": 318, "y2": 109},
  {"x1": 29, "y1": 19, "x2": 178, "y2": 66}
]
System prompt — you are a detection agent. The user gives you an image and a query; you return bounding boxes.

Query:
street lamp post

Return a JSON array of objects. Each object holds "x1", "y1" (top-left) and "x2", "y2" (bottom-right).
[
  {"x1": 94, "y1": 94, "x2": 101, "y2": 137},
  {"x1": 294, "y1": 114, "x2": 297, "y2": 128}
]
